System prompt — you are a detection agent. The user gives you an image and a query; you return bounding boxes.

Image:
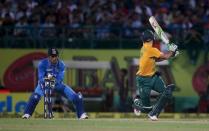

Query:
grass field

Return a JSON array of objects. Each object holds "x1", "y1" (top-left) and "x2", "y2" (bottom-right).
[{"x1": 0, "y1": 118, "x2": 209, "y2": 131}]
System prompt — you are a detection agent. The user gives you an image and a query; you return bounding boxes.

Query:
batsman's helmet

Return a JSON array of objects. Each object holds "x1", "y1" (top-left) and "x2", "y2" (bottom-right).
[
  {"x1": 141, "y1": 29, "x2": 155, "y2": 42},
  {"x1": 48, "y1": 48, "x2": 59, "y2": 57}
]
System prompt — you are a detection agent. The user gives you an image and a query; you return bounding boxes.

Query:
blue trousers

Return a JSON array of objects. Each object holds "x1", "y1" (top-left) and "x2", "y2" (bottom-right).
[{"x1": 24, "y1": 82, "x2": 85, "y2": 118}]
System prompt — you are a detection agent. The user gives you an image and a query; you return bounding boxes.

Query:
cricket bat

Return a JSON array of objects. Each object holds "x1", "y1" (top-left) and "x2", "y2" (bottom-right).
[
  {"x1": 149, "y1": 16, "x2": 180, "y2": 56},
  {"x1": 149, "y1": 16, "x2": 170, "y2": 45}
]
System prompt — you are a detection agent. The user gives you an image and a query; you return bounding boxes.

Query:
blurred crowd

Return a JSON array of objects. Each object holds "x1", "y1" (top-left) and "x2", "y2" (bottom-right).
[
  {"x1": 0, "y1": 0, "x2": 208, "y2": 38},
  {"x1": 1, "y1": 0, "x2": 209, "y2": 62}
]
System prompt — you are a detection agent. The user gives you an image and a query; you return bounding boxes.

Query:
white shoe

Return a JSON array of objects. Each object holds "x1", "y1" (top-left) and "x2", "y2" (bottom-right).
[
  {"x1": 134, "y1": 108, "x2": 141, "y2": 116},
  {"x1": 79, "y1": 113, "x2": 88, "y2": 120},
  {"x1": 148, "y1": 114, "x2": 158, "y2": 121},
  {"x1": 22, "y1": 114, "x2": 31, "y2": 119}
]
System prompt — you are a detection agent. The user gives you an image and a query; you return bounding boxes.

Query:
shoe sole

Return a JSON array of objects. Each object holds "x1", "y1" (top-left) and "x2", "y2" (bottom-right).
[{"x1": 148, "y1": 114, "x2": 158, "y2": 121}]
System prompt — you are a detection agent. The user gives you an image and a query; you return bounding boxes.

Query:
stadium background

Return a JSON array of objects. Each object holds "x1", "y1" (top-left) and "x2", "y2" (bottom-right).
[{"x1": 0, "y1": 0, "x2": 209, "y2": 117}]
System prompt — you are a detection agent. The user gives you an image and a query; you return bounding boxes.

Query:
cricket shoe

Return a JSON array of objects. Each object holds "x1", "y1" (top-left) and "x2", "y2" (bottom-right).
[
  {"x1": 79, "y1": 113, "x2": 88, "y2": 120},
  {"x1": 133, "y1": 96, "x2": 142, "y2": 116},
  {"x1": 134, "y1": 108, "x2": 141, "y2": 116},
  {"x1": 22, "y1": 114, "x2": 31, "y2": 119},
  {"x1": 148, "y1": 114, "x2": 158, "y2": 121}
]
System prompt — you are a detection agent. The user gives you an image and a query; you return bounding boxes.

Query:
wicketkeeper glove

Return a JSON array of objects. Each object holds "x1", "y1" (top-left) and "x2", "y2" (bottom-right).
[
  {"x1": 41, "y1": 73, "x2": 56, "y2": 88},
  {"x1": 44, "y1": 77, "x2": 56, "y2": 88},
  {"x1": 46, "y1": 73, "x2": 56, "y2": 81},
  {"x1": 168, "y1": 43, "x2": 178, "y2": 52}
]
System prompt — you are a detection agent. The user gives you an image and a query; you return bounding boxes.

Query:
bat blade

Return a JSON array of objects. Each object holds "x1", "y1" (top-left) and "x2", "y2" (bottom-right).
[{"x1": 149, "y1": 16, "x2": 170, "y2": 44}]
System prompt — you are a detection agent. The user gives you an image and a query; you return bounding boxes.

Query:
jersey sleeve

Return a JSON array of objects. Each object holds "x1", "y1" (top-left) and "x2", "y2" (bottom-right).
[
  {"x1": 56, "y1": 61, "x2": 65, "y2": 82},
  {"x1": 149, "y1": 48, "x2": 161, "y2": 58},
  {"x1": 38, "y1": 60, "x2": 46, "y2": 82}
]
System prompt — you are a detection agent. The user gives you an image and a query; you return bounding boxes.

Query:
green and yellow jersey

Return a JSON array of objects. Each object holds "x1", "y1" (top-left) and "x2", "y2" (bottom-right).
[{"x1": 136, "y1": 42, "x2": 161, "y2": 76}]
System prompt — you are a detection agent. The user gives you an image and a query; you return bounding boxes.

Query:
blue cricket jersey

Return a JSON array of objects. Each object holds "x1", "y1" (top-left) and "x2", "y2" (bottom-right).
[{"x1": 38, "y1": 58, "x2": 65, "y2": 84}]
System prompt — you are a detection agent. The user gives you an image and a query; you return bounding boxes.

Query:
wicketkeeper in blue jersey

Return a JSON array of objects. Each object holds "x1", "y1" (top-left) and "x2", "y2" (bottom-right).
[{"x1": 22, "y1": 48, "x2": 88, "y2": 119}]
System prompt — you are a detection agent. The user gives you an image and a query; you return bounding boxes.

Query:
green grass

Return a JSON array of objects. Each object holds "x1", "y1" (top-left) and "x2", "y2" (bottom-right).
[{"x1": 0, "y1": 118, "x2": 209, "y2": 131}]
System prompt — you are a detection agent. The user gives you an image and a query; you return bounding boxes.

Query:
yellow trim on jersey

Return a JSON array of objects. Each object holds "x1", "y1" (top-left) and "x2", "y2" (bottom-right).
[{"x1": 136, "y1": 43, "x2": 161, "y2": 76}]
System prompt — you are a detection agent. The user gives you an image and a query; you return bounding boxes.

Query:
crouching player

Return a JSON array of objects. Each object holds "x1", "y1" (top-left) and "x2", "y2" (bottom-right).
[
  {"x1": 133, "y1": 30, "x2": 179, "y2": 121},
  {"x1": 22, "y1": 48, "x2": 88, "y2": 119}
]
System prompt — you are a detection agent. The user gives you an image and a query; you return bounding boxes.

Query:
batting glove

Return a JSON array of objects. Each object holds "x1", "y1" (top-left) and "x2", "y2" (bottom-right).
[
  {"x1": 173, "y1": 50, "x2": 180, "y2": 57},
  {"x1": 168, "y1": 43, "x2": 178, "y2": 52}
]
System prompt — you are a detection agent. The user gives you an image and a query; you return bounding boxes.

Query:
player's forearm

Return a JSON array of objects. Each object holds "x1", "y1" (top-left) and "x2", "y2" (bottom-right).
[
  {"x1": 38, "y1": 62, "x2": 47, "y2": 82},
  {"x1": 159, "y1": 51, "x2": 174, "y2": 59},
  {"x1": 155, "y1": 58, "x2": 166, "y2": 62},
  {"x1": 38, "y1": 69, "x2": 45, "y2": 82}
]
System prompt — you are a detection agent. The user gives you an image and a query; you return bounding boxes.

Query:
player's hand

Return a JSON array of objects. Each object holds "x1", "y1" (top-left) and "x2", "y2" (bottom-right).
[{"x1": 168, "y1": 43, "x2": 178, "y2": 52}]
